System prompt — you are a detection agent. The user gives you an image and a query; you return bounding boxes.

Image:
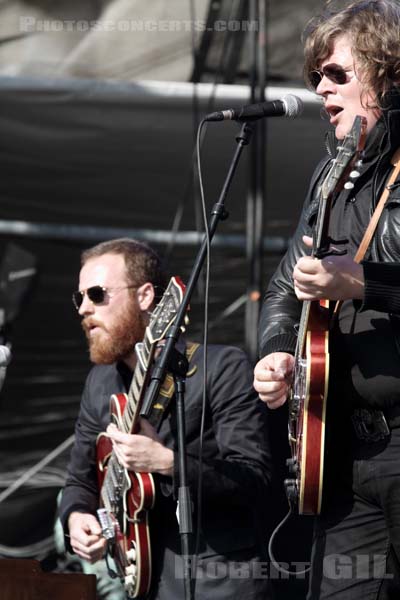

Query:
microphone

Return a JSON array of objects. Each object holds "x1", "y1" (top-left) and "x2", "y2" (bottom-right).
[
  {"x1": 205, "y1": 94, "x2": 303, "y2": 122},
  {"x1": 0, "y1": 345, "x2": 11, "y2": 393},
  {"x1": 0, "y1": 346, "x2": 11, "y2": 367}
]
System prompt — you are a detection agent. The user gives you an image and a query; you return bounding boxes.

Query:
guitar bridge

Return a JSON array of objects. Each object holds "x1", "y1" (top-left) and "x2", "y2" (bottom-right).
[{"x1": 290, "y1": 357, "x2": 307, "y2": 417}]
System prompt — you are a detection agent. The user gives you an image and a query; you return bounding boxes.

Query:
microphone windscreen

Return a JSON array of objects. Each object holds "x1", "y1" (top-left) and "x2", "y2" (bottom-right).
[{"x1": 282, "y1": 95, "x2": 304, "y2": 118}]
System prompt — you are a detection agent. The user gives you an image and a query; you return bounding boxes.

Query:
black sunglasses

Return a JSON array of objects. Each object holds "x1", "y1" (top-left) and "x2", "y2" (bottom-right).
[
  {"x1": 309, "y1": 63, "x2": 354, "y2": 90},
  {"x1": 72, "y1": 285, "x2": 136, "y2": 310}
]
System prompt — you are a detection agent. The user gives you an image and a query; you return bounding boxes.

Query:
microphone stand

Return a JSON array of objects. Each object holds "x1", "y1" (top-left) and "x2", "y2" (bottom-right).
[{"x1": 140, "y1": 120, "x2": 254, "y2": 599}]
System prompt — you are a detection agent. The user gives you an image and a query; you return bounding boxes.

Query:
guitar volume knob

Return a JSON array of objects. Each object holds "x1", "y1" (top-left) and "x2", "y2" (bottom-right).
[
  {"x1": 126, "y1": 564, "x2": 137, "y2": 576},
  {"x1": 286, "y1": 457, "x2": 298, "y2": 474},
  {"x1": 126, "y1": 548, "x2": 136, "y2": 562},
  {"x1": 124, "y1": 575, "x2": 136, "y2": 598}
]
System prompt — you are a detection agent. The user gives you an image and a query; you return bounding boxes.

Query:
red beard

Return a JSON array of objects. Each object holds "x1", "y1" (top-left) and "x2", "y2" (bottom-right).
[{"x1": 81, "y1": 305, "x2": 146, "y2": 365}]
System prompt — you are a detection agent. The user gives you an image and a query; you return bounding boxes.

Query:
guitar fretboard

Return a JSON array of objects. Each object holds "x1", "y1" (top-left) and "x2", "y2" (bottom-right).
[
  {"x1": 98, "y1": 275, "x2": 185, "y2": 513},
  {"x1": 101, "y1": 331, "x2": 156, "y2": 511},
  {"x1": 123, "y1": 333, "x2": 155, "y2": 433},
  {"x1": 295, "y1": 300, "x2": 311, "y2": 363}
]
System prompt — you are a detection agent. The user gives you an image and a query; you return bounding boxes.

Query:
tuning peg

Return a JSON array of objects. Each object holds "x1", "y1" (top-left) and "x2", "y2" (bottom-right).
[
  {"x1": 344, "y1": 181, "x2": 355, "y2": 190},
  {"x1": 350, "y1": 170, "x2": 360, "y2": 179},
  {"x1": 355, "y1": 159, "x2": 363, "y2": 168}
]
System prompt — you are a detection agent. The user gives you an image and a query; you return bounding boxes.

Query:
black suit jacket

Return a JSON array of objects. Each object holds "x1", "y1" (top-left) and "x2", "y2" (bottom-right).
[{"x1": 59, "y1": 343, "x2": 272, "y2": 598}]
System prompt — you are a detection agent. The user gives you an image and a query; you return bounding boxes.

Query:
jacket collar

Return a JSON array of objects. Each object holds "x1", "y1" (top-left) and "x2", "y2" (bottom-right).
[{"x1": 381, "y1": 87, "x2": 400, "y2": 155}]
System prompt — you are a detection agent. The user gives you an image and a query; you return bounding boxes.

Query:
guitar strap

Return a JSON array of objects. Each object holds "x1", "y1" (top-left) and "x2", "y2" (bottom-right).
[
  {"x1": 334, "y1": 147, "x2": 400, "y2": 315},
  {"x1": 148, "y1": 341, "x2": 200, "y2": 431}
]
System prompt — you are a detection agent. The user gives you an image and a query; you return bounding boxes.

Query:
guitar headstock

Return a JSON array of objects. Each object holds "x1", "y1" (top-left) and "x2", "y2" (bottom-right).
[
  {"x1": 147, "y1": 276, "x2": 186, "y2": 344},
  {"x1": 321, "y1": 115, "x2": 367, "y2": 200},
  {"x1": 313, "y1": 115, "x2": 367, "y2": 258}
]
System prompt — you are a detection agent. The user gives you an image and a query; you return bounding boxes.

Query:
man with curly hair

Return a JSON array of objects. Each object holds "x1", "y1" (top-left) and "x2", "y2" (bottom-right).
[{"x1": 254, "y1": 1, "x2": 400, "y2": 598}]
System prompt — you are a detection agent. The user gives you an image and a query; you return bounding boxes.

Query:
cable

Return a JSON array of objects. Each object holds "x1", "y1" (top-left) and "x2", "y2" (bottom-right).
[
  {"x1": 0, "y1": 466, "x2": 67, "y2": 489},
  {"x1": 171, "y1": 2, "x2": 255, "y2": 592},
  {"x1": 0, "y1": 536, "x2": 56, "y2": 560},
  {"x1": 187, "y1": 115, "x2": 210, "y2": 596},
  {"x1": 0, "y1": 434, "x2": 74, "y2": 505},
  {"x1": 268, "y1": 502, "x2": 311, "y2": 577},
  {"x1": 165, "y1": 0, "x2": 248, "y2": 266}
]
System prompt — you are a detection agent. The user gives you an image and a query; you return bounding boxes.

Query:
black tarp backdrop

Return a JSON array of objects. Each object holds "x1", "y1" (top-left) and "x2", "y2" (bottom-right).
[{"x1": 0, "y1": 75, "x2": 327, "y2": 595}]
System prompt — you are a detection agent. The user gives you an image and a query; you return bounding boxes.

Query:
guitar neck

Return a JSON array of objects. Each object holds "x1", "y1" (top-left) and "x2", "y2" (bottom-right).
[
  {"x1": 295, "y1": 203, "x2": 328, "y2": 361},
  {"x1": 295, "y1": 300, "x2": 311, "y2": 360},
  {"x1": 99, "y1": 275, "x2": 186, "y2": 515},
  {"x1": 122, "y1": 332, "x2": 156, "y2": 434},
  {"x1": 295, "y1": 168, "x2": 331, "y2": 360}
]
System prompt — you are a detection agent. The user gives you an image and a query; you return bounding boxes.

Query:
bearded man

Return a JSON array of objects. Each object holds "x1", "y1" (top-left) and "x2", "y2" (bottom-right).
[{"x1": 59, "y1": 238, "x2": 272, "y2": 600}]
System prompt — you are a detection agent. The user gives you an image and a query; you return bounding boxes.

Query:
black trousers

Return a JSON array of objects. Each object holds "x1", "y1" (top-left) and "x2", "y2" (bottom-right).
[
  {"x1": 307, "y1": 424, "x2": 400, "y2": 599},
  {"x1": 151, "y1": 546, "x2": 273, "y2": 600}
]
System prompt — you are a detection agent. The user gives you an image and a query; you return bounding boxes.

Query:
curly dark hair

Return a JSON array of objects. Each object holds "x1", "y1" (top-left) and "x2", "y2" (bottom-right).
[
  {"x1": 303, "y1": 0, "x2": 400, "y2": 105},
  {"x1": 81, "y1": 238, "x2": 168, "y2": 302}
]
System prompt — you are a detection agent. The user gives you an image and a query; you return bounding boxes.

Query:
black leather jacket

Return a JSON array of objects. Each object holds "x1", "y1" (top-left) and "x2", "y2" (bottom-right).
[{"x1": 259, "y1": 90, "x2": 400, "y2": 361}]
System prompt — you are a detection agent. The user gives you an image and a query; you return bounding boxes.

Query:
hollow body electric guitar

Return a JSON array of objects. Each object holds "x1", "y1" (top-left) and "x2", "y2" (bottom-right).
[
  {"x1": 285, "y1": 116, "x2": 367, "y2": 515},
  {"x1": 96, "y1": 276, "x2": 186, "y2": 598}
]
